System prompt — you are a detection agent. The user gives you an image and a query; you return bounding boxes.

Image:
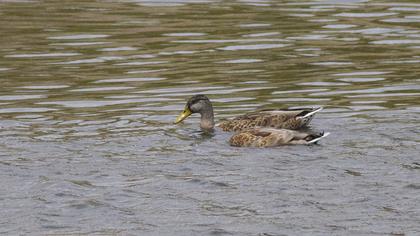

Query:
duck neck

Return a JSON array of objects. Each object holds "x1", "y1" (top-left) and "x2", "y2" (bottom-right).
[{"x1": 200, "y1": 103, "x2": 215, "y2": 131}]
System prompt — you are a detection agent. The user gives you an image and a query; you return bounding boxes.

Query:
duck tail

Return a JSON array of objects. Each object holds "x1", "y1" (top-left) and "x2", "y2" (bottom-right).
[
  {"x1": 307, "y1": 131, "x2": 330, "y2": 144},
  {"x1": 301, "y1": 107, "x2": 323, "y2": 119}
]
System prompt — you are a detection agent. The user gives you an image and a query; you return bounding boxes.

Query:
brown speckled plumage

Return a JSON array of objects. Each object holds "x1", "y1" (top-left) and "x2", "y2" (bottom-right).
[
  {"x1": 175, "y1": 95, "x2": 329, "y2": 147},
  {"x1": 218, "y1": 108, "x2": 321, "y2": 132},
  {"x1": 229, "y1": 128, "x2": 328, "y2": 147}
]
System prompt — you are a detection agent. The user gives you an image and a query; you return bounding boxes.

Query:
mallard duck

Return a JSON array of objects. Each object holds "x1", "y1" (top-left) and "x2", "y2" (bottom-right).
[
  {"x1": 229, "y1": 128, "x2": 329, "y2": 147},
  {"x1": 174, "y1": 94, "x2": 329, "y2": 147}
]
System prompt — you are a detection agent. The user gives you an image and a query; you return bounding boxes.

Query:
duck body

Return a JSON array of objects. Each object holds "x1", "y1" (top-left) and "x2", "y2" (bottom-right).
[
  {"x1": 217, "y1": 107, "x2": 322, "y2": 132},
  {"x1": 229, "y1": 128, "x2": 330, "y2": 147},
  {"x1": 175, "y1": 94, "x2": 329, "y2": 147}
]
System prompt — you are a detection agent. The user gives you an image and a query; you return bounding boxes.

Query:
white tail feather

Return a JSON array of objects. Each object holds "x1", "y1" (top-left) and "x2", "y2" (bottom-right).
[
  {"x1": 307, "y1": 132, "x2": 330, "y2": 144},
  {"x1": 301, "y1": 107, "x2": 323, "y2": 119}
]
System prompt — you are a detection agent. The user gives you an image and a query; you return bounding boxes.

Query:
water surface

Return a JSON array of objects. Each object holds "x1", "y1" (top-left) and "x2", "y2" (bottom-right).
[{"x1": 0, "y1": 0, "x2": 419, "y2": 235}]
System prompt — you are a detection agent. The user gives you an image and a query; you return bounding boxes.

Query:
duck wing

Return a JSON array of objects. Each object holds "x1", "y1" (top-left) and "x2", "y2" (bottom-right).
[
  {"x1": 229, "y1": 127, "x2": 330, "y2": 147},
  {"x1": 218, "y1": 107, "x2": 322, "y2": 131}
]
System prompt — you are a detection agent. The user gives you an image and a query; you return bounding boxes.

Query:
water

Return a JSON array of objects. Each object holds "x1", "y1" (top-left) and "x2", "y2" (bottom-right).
[{"x1": 0, "y1": 0, "x2": 419, "y2": 235}]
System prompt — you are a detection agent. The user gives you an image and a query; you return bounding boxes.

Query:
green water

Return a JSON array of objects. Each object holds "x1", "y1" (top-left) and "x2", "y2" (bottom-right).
[{"x1": 0, "y1": 0, "x2": 419, "y2": 235}]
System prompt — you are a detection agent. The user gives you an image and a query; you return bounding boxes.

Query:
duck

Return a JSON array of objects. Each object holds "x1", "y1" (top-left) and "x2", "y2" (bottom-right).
[
  {"x1": 229, "y1": 128, "x2": 329, "y2": 147},
  {"x1": 174, "y1": 94, "x2": 329, "y2": 147}
]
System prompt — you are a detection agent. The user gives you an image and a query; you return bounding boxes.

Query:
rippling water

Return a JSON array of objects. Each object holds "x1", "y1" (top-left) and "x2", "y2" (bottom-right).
[{"x1": 1, "y1": 0, "x2": 419, "y2": 235}]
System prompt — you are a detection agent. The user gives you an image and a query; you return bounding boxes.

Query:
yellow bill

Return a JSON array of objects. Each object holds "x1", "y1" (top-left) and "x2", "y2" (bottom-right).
[{"x1": 174, "y1": 107, "x2": 192, "y2": 124}]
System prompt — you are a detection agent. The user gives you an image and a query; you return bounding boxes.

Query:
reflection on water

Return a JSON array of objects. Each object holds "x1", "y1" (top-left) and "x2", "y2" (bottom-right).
[{"x1": 0, "y1": 0, "x2": 419, "y2": 235}]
